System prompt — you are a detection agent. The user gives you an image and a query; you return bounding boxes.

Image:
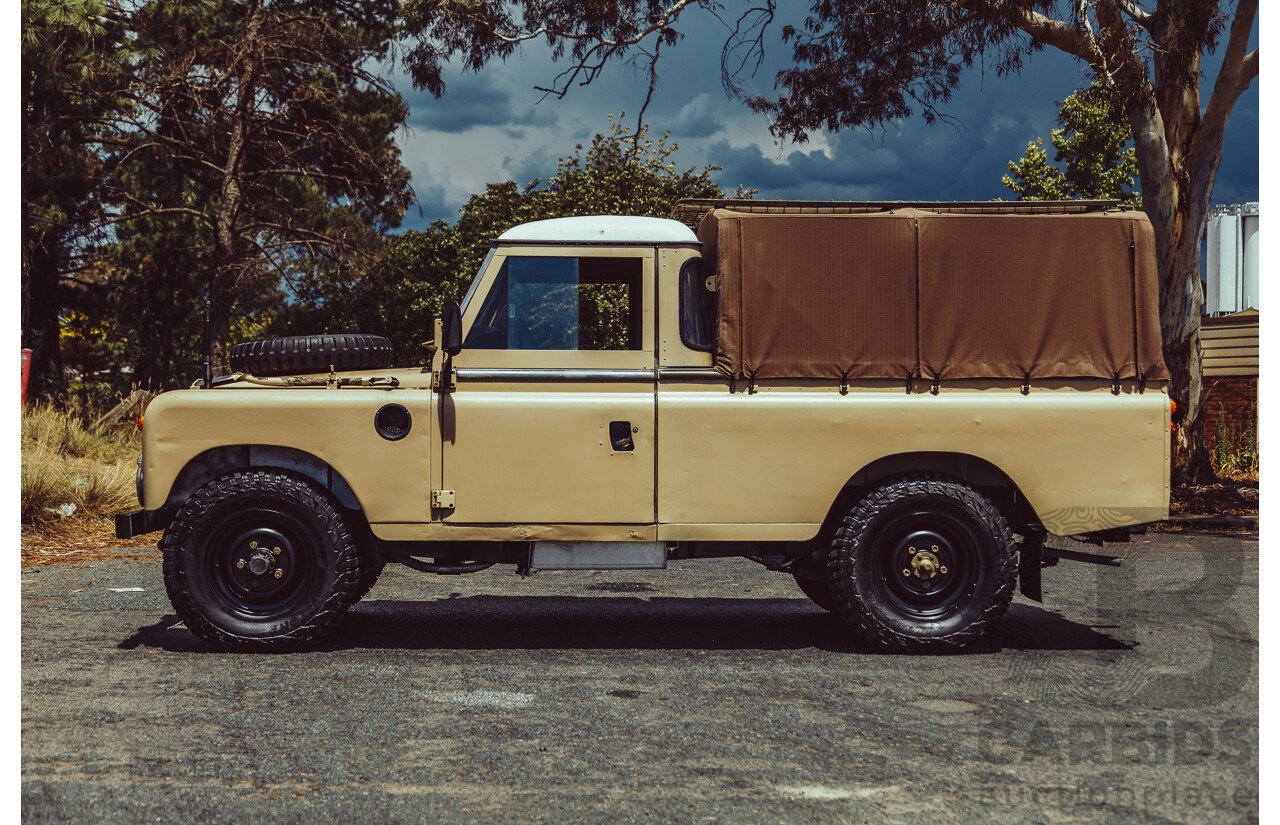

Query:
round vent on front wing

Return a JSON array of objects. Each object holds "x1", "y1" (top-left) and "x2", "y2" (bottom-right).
[{"x1": 374, "y1": 403, "x2": 412, "y2": 441}]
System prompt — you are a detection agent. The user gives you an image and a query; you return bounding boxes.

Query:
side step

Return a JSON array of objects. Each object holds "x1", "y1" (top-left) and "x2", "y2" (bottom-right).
[{"x1": 529, "y1": 541, "x2": 667, "y2": 571}]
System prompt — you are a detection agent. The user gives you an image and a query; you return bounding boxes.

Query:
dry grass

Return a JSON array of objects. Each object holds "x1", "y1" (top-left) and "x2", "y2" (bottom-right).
[
  {"x1": 21, "y1": 404, "x2": 140, "y2": 525},
  {"x1": 21, "y1": 517, "x2": 157, "y2": 567}
]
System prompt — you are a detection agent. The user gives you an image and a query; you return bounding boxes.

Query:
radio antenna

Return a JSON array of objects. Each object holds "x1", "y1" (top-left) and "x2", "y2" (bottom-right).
[{"x1": 202, "y1": 300, "x2": 213, "y2": 389}]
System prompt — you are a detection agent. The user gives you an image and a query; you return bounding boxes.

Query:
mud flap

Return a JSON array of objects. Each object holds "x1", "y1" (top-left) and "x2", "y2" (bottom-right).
[
  {"x1": 114, "y1": 509, "x2": 170, "y2": 540},
  {"x1": 1018, "y1": 532, "x2": 1044, "y2": 603}
]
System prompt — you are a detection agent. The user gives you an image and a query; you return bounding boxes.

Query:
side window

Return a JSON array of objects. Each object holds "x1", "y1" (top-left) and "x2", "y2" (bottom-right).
[
  {"x1": 465, "y1": 256, "x2": 643, "y2": 350},
  {"x1": 679, "y1": 258, "x2": 713, "y2": 351}
]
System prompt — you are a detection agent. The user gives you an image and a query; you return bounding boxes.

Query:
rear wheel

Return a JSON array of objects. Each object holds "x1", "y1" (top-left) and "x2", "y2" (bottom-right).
[
  {"x1": 161, "y1": 470, "x2": 361, "y2": 651},
  {"x1": 827, "y1": 475, "x2": 1016, "y2": 653}
]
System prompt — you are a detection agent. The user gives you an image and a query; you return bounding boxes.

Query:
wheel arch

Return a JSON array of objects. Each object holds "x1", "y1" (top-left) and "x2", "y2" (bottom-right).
[
  {"x1": 163, "y1": 445, "x2": 364, "y2": 513},
  {"x1": 821, "y1": 451, "x2": 1041, "y2": 539}
]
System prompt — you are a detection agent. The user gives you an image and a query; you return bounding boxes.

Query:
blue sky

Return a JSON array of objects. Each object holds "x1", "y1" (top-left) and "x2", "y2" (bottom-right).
[{"x1": 388, "y1": 9, "x2": 1260, "y2": 231}]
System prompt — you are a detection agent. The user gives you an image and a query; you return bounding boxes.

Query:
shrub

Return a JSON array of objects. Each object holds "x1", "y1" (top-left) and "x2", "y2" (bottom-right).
[{"x1": 1212, "y1": 406, "x2": 1259, "y2": 481}]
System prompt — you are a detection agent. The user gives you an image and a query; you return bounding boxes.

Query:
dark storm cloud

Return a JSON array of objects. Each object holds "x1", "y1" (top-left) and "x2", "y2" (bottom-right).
[
  {"x1": 504, "y1": 148, "x2": 560, "y2": 187},
  {"x1": 671, "y1": 93, "x2": 732, "y2": 138},
  {"x1": 405, "y1": 72, "x2": 560, "y2": 134},
  {"x1": 702, "y1": 53, "x2": 1080, "y2": 202},
  {"x1": 1197, "y1": 23, "x2": 1260, "y2": 207},
  {"x1": 708, "y1": 140, "x2": 906, "y2": 193},
  {"x1": 404, "y1": 179, "x2": 456, "y2": 225},
  {"x1": 393, "y1": 6, "x2": 1257, "y2": 229}
]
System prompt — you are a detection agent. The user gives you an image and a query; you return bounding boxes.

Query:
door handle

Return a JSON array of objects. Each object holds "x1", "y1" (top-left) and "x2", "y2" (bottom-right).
[{"x1": 608, "y1": 420, "x2": 635, "y2": 451}]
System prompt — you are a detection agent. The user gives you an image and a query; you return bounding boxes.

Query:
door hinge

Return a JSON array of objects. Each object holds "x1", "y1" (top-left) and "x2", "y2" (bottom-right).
[{"x1": 431, "y1": 490, "x2": 455, "y2": 509}]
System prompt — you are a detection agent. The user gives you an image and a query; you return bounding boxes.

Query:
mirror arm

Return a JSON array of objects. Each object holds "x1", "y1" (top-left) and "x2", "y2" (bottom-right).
[{"x1": 431, "y1": 314, "x2": 457, "y2": 392}]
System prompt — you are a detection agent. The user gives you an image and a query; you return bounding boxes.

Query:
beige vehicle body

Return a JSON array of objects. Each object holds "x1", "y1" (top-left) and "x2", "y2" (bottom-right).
[
  {"x1": 137, "y1": 222, "x2": 1169, "y2": 540},
  {"x1": 120, "y1": 201, "x2": 1170, "y2": 652}
]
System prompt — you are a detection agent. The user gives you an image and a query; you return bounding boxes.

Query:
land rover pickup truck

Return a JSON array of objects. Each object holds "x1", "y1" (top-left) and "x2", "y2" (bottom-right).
[{"x1": 117, "y1": 200, "x2": 1171, "y2": 653}]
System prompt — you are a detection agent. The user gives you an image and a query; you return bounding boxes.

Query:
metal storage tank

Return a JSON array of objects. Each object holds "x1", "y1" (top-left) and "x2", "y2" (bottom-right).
[{"x1": 1204, "y1": 202, "x2": 1260, "y2": 315}]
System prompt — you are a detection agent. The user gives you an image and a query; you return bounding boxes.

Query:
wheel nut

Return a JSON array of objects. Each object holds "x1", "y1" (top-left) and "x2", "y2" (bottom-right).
[
  {"x1": 236, "y1": 560, "x2": 245, "y2": 569},
  {"x1": 274, "y1": 569, "x2": 283, "y2": 579},
  {"x1": 932, "y1": 545, "x2": 939, "y2": 552},
  {"x1": 250, "y1": 541, "x2": 258, "y2": 549},
  {"x1": 273, "y1": 547, "x2": 281, "y2": 555},
  {"x1": 909, "y1": 547, "x2": 917, "y2": 554},
  {"x1": 903, "y1": 569, "x2": 911, "y2": 576},
  {"x1": 940, "y1": 566, "x2": 948, "y2": 574},
  {"x1": 251, "y1": 580, "x2": 259, "y2": 588}
]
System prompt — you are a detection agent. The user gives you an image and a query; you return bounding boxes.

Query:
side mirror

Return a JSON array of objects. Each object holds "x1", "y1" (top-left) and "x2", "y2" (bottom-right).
[{"x1": 441, "y1": 300, "x2": 463, "y2": 356}]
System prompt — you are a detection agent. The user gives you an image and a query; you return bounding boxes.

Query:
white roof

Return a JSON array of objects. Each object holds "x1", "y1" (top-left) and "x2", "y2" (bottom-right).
[{"x1": 497, "y1": 215, "x2": 698, "y2": 244}]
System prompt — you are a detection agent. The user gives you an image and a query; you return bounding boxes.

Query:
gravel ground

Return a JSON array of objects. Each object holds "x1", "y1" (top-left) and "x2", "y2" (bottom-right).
[{"x1": 21, "y1": 529, "x2": 1257, "y2": 824}]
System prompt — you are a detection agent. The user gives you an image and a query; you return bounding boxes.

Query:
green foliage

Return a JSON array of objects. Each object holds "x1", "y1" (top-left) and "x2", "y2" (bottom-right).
[
  {"x1": 1003, "y1": 83, "x2": 1141, "y2": 208},
  {"x1": 273, "y1": 117, "x2": 726, "y2": 359},
  {"x1": 452, "y1": 117, "x2": 724, "y2": 278},
  {"x1": 24, "y1": 0, "x2": 414, "y2": 392},
  {"x1": 269, "y1": 222, "x2": 464, "y2": 360},
  {"x1": 22, "y1": 0, "x2": 128, "y2": 399},
  {"x1": 101, "y1": 0, "x2": 413, "y2": 376}
]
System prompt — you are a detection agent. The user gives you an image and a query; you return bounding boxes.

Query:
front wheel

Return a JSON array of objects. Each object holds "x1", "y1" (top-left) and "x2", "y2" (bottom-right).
[
  {"x1": 827, "y1": 475, "x2": 1016, "y2": 653},
  {"x1": 161, "y1": 470, "x2": 362, "y2": 651}
]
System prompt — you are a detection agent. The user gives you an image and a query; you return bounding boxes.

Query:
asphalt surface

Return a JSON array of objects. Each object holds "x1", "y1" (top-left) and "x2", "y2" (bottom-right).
[{"x1": 22, "y1": 529, "x2": 1258, "y2": 824}]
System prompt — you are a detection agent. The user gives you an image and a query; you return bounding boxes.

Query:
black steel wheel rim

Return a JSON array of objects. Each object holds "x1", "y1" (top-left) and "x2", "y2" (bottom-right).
[
  {"x1": 868, "y1": 508, "x2": 983, "y2": 620},
  {"x1": 203, "y1": 509, "x2": 319, "y2": 620}
]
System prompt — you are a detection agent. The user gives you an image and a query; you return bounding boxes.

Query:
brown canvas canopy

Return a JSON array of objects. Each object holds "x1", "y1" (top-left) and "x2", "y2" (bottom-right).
[{"x1": 698, "y1": 208, "x2": 1168, "y2": 383}]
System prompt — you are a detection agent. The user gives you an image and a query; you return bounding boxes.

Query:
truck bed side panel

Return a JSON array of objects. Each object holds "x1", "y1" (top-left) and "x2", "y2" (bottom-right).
[{"x1": 657, "y1": 384, "x2": 1168, "y2": 537}]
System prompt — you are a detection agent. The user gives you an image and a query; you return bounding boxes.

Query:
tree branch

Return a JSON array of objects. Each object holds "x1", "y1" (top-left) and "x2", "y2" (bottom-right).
[
  {"x1": 995, "y1": 4, "x2": 1096, "y2": 64},
  {"x1": 88, "y1": 199, "x2": 212, "y2": 231},
  {"x1": 1191, "y1": 0, "x2": 1257, "y2": 210},
  {"x1": 717, "y1": 2, "x2": 776, "y2": 98},
  {"x1": 631, "y1": 37, "x2": 662, "y2": 153},
  {"x1": 1114, "y1": 0, "x2": 1153, "y2": 32},
  {"x1": 486, "y1": 0, "x2": 696, "y2": 50}
]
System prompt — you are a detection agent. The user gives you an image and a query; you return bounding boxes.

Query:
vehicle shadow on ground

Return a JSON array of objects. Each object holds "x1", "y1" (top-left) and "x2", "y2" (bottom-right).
[{"x1": 119, "y1": 598, "x2": 1132, "y2": 656}]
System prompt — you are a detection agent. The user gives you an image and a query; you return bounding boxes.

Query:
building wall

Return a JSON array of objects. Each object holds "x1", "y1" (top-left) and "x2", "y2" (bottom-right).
[
  {"x1": 1201, "y1": 376, "x2": 1258, "y2": 454},
  {"x1": 1201, "y1": 310, "x2": 1259, "y2": 378},
  {"x1": 1196, "y1": 310, "x2": 1258, "y2": 457}
]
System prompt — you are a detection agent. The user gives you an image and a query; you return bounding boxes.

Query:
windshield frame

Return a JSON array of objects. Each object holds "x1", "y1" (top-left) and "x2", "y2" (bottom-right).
[{"x1": 458, "y1": 246, "x2": 497, "y2": 315}]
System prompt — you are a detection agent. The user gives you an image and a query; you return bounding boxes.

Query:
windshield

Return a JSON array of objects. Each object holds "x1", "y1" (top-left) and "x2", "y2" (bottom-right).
[{"x1": 459, "y1": 247, "x2": 497, "y2": 315}]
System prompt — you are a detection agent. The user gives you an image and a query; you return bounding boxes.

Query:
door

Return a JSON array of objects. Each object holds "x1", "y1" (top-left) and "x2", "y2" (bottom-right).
[{"x1": 440, "y1": 247, "x2": 656, "y2": 525}]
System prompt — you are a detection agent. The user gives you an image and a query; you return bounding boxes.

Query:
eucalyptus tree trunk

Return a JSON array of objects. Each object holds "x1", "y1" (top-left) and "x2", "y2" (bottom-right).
[
  {"x1": 1119, "y1": 0, "x2": 1257, "y2": 483},
  {"x1": 1060, "y1": 0, "x2": 1258, "y2": 484}
]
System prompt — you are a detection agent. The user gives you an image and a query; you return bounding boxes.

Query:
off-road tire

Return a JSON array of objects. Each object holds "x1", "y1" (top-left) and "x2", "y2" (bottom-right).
[
  {"x1": 827, "y1": 474, "x2": 1016, "y2": 653},
  {"x1": 228, "y1": 333, "x2": 393, "y2": 377},
  {"x1": 792, "y1": 568, "x2": 838, "y2": 612},
  {"x1": 161, "y1": 470, "x2": 361, "y2": 651}
]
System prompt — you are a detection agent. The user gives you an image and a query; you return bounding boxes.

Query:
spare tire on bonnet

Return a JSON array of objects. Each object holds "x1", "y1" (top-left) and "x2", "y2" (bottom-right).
[{"x1": 228, "y1": 334, "x2": 394, "y2": 377}]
